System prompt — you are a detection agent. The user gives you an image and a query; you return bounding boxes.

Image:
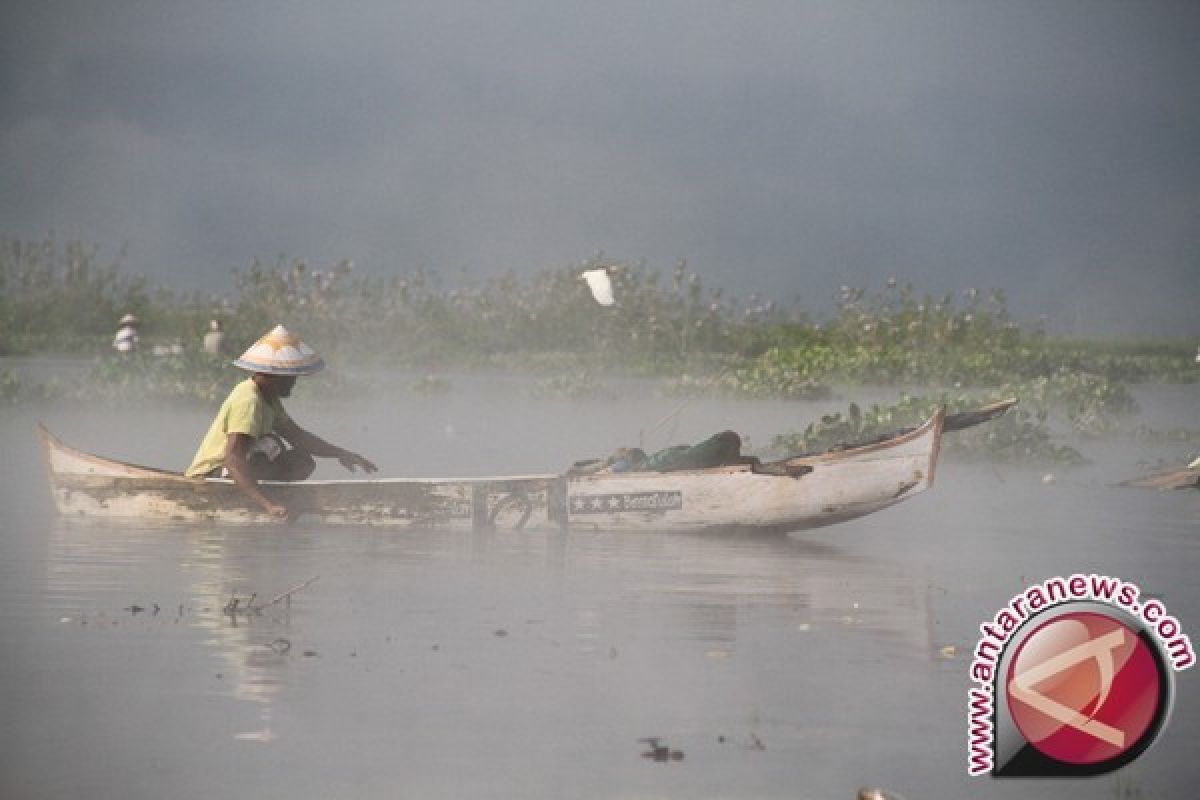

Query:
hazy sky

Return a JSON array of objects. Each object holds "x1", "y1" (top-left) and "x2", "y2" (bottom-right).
[{"x1": 2, "y1": 1, "x2": 1197, "y2": 336}]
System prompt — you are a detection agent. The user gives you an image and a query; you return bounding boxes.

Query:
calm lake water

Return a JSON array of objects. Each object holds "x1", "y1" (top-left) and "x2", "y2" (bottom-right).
[{"x1": 1, "y1": 371, "x2": 1197, "y2": 799}]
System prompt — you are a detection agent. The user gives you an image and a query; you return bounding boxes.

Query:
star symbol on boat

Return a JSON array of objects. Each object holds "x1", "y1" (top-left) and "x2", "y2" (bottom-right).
[
  {"x1": 589, "y1": 497, "x2": 604, "y2": 510},
  {"x1": 607, "y1": 496, "x2": 622, "y2": 509}
]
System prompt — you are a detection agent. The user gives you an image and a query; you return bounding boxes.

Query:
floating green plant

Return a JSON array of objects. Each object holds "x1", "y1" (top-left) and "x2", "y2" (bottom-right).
[
  {"x1": 409, "y1": 374, "x2": 453, "y2": 394},
  {"x1": 761, "y1": 393, "x2": 1086, "y2": 466},
  {"x1": 0, "y1": 368, "x2": 20, "y2": 404},
  {"x1": 526, "y1": 372, "x2": 613, "y2": 401}
]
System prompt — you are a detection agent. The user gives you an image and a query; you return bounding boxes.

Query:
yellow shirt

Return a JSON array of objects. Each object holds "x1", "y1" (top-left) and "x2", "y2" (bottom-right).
[{"x1": 185, "y1": 379, "x2": 290, "y2": 477}]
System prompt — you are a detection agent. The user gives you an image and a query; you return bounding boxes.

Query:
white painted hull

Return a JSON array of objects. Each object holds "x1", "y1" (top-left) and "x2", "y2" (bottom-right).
[
  {"x1": 566, "y1": 417, "x2": 941, "y2": 532},
  {"x1": 39, "y1": 410, "x2": 945, "y2": 533}
]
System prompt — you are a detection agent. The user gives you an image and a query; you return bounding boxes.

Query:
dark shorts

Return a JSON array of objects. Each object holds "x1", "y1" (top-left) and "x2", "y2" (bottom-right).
[{"x1": 207, "y1": 448, "x2": 316, "y2": 481}]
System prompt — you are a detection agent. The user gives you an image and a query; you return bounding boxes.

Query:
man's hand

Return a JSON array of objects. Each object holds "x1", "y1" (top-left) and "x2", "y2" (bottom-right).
[
  {"x1": 264, "y1": 500, "x2": 290, "y2": 520},
  {"x1": 277, "y1": 418, "x2": 378, "y2": 475},
  {"x1": 337, "y1": 450, "x2": 378, "y2": 474},
  {"x1": 227, "y1": 433, "x2": 292, "y2": 520}
]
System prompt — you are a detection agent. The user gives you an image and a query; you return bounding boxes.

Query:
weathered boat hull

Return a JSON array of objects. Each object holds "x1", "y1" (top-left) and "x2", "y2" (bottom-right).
[
  {"x1": 1117, "y1": 467, "x2": 1200, "y2": 491},
  {"x1": 39, "y1": 410, "x2": 946, "y2": 533}
]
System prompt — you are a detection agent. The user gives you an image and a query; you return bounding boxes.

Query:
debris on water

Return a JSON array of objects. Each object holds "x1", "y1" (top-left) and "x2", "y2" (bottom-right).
[
  {"x1": 124, "y1": 605, "x2": 144, "y2": 614},
  {"x1": 59, "y1": 617, "x2": 72, "y2": 623},
  {"x1": 939, "y1": 645, "x2": 957, "y2": 659},
  {"x1": 639, "y1": 738, "x2": 684, "y2": 762},
  {"x1": 796, "y1": 623, "x2": 811, "y2": 632},
  {"x1": 268, "y1": 638, "x2": 291, "y2": 654},
  {"x1": 609, "y1": 646, "x2": 618, "y2": 660},
  {"x1": 493, "y1": 629, "x2": 508, "y2": 638},
  {"x1": 266, "y1": 575, "x2": 320, "y2": 607},
  {"x1": 858, "y1": 788, "x2": 907, "y2": 800},
  {"x1": 219, "y1": 576, "x2": 321, "y2": 622},
  {"x1": 303, "y1": 650, "x2": 319, "y2": 658},
  {"x1": 223, "y1": 594, "x2": 254, "y2": 616},
  {"x1": 748, "y1": 733, "x2": 766, "y2": 751},
  {"x1": 432, "y1": 644, "x2": 440, "y2": 651},
  {"x1": 152, "y1": 603, "x2": 160, "y2": 616},
  {"x1": 1042, "y1": 473, "x2": 1056, "y2": 485}
]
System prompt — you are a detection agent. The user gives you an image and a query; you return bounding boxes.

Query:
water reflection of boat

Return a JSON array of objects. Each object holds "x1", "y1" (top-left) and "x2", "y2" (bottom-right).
[
  {"x1": 38, "y1": 402, "x2": 1013, "y2": 533},
  {"x1": 40, "y1": 520, "x2": 296, "y2": 742}
]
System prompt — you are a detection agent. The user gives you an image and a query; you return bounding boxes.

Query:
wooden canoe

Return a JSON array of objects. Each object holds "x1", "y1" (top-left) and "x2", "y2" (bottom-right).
[
  {"x1": 1117, "y1": 467, "x2": 1200, "y2": 491},
  {"x1": 37, "y1": 403, "x2": 1008, "y2": 533}
]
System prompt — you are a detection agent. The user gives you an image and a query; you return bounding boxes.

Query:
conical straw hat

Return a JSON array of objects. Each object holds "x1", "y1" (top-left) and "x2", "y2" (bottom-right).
[
  {"x1": 118, "y1": 313, "x2": 140, "y2": 326},
  {"x1": 232, "y1": 324, "x2": 324, "y2": 376}
]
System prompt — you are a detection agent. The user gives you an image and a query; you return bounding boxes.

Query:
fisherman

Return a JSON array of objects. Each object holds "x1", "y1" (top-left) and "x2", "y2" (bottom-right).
[
  {"x1": 185, "y1": 324, "x2": 377, "y2": 518},
  {"x1": 112, "y1": 313, "x2": 140, "y2": 353},
  {"x1": 202, "y1": 319, "x2": 227, "y2": 355}
]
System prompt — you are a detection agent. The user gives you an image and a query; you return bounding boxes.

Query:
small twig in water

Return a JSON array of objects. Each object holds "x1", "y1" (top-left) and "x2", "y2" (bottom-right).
[
  {"x1": 222, "y1": 577, "x2": 319, "y2": 620},
  {"x1": 262, "y1": 576, "x2": 320, "y2": 609}
]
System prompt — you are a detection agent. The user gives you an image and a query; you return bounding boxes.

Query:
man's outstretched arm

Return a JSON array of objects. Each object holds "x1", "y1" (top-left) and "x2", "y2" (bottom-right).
[{"x1": 275, "y1": 417, "x2": 378, "y2": 473}]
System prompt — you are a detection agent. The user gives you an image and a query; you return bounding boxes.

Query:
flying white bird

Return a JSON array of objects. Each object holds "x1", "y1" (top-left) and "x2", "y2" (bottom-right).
[{"x1": 581, "y1": 267, "x2": 615, "y2": 306}]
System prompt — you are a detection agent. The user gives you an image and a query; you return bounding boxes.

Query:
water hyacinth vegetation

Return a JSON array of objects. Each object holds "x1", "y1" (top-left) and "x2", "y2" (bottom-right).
[
  {"x1": 2, "y1": 235, "x2": 1196, "y2": 464},
  {"x1": 760, "y1": 395, "x2": 1086, "y2": 467}
]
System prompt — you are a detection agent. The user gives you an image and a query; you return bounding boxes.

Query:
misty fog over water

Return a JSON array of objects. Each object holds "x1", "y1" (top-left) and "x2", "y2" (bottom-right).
[
  {"x1": 3, "y1": 1, "x2": 1199, "y2": 796},
  {"x1": 1, "y1": 371, "x2": 1197, "y2": 798},
  {"x1": 2, "y1": 2, "x2": 1198, "y2": 336}
]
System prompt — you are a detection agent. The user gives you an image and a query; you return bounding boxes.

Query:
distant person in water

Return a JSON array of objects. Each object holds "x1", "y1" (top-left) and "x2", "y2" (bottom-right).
[
  {"x1": 185, "y1": 324, "x2": 377, "y2": 519},
  {"x1": 112, "y1": 313, "x2": 140, "y2": 353},
  {"x1": 202, "y1": 319, "x2": 227, "y2": 355}
]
